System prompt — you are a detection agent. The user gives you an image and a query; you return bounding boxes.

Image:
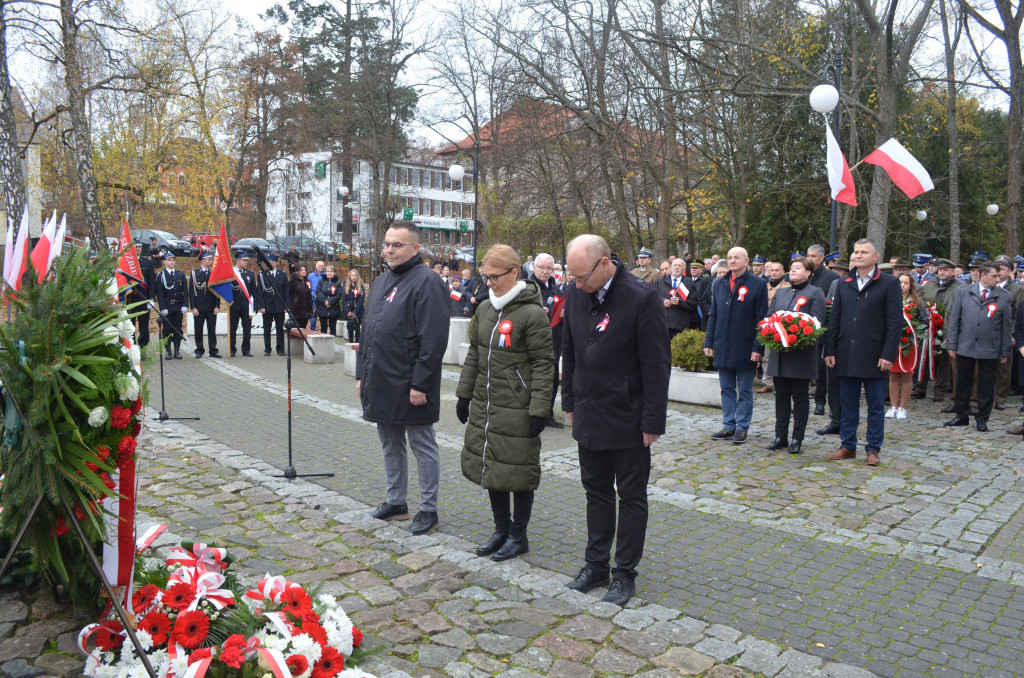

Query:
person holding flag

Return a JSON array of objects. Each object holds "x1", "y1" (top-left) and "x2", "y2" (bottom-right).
[
  {"x1": 189, "y1": 251, "x2": 221, "y2": 358},
  {"x1": 229, "y1": 251, "x2": 256, "y2": 357},
  {"x1": 125, "y1": 240, "x2": 155, "y2": 348},
  {"x1": 155, "y1": 253, "x2": 187, "y2": 359},
  {"x1": 656, "y1": 258, "x2": 699, "y2": 343}
]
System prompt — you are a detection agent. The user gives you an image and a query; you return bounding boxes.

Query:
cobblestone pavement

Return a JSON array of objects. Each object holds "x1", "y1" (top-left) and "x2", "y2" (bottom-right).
[{"x1": 146, "y1": 346, "x2": 1024, "y2": 677}]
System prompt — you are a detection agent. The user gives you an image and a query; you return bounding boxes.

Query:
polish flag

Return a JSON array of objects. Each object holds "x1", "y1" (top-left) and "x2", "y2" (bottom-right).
[
  {"x1": 29, "y1": 211, "x2": 57, "y2": 283},
  {"x1": 826, "y1": 122, "x2": 856, "y2": 206},
  {"x1": 3, "y1": 209, "x2": 30, "y2": 292},
  {"x1": 863, "y1": 138, "x2": 934, "y2": 199},
  {"x1": 47, "y1": 214, "x2": 67, "y2": 272}
]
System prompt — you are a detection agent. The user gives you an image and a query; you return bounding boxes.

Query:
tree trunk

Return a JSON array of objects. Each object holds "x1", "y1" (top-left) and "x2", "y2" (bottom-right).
[
  {"x1": 0, "y1": 8, "x2": 25, "y2": 226},
  {"x1": 864, "y1": 72, "x2": 897, "y2": 257},
  {"x1": 1003, "y1": 26, "x2": 1022, "y2": 255},
  {"x1": 60, "y1": 0, "x2": 104, "y2": 247},
  {"x1": 940, "y1": 0, "x2": 962, "y2": 262}
]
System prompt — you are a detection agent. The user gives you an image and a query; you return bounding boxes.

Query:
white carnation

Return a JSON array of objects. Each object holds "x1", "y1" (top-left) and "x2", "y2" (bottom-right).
[
  {"x1": 118, "y1": 319, "x2": 134, "y2": 339},
  {"x1": 128, "y1": 345, "x2": 141, "y2": 364},
  {"x1": 115, "y1": 373, "x2": 140, "y2": 401},
  {"x1": 316, "y1": 594, "x2": 337, "y2": 607},
  {"x1": 134, "y1": 630, "x2": 153, "y2": 652},
  {"x1": 289, "y1": 634, "x2": 321, "y2": 663},
  {"x1": 88, "y1": 406, "x2": 108, "y2": 427},
  {"x1": 262, "y1": 633, "x2": 289, "y2": 652},
  {"x1": 104, "y1": 325, "x2": 120, "y2": 345},
  {"x1": 168, "y1": 653, "x2": 189, "y2": 678}
]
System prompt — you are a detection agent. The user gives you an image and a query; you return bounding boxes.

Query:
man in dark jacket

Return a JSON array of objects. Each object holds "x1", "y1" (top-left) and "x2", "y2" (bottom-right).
[
  {"x1": 532, "y1": 253, "x2": 566, "y2": 428},
  {"x1": 189, "y1": 251, "x2": 221, "y2": 358},
  {"x1": 806, "y1": 244, "x2": 839, "y2": 416},
  {"x1": 126, "y1": 239, "x2": 156, "y2": 348},
  {"x1": 824, "y1": 238, "x2": 903, "y2": 466},
  {"x1": 256, "y1": 254, "x2": 288, "y2": 356},
  {"x1": 229, "y1": 251, "x2": 256, "y2": 357},
  {"x1": 463, "y1": 267, "x2": 488, "y2": 317},
  {"x1": 357, "y1": 221, "x2": 450, "y2": 536},
  {"x1": 686, "y1": 261, "x2": 706, "y2": 329},
  {"x1": 656, "y1": 258, "x2": 700, "y2": 343},
  {"x1": 703, "y1": 247, "x2": 769, "y2": 444},
  {"x1": 561, "y1": 235, "x2": 670, "y2": 608}
]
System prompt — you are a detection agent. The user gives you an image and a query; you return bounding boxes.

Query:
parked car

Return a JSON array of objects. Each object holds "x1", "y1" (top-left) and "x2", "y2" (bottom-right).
[
  {"x1": 186, "y1": 232, "x2": 238, "y2": 253},
  {"x1": 276, "y1": 235, "x2": 332, "y2": 260},
  {"x1": 130, "y1": 229, "x2": 196, "y2": 258},
  {"x1": 233, "y1": 238, "x2": 279, "y2": 259}
]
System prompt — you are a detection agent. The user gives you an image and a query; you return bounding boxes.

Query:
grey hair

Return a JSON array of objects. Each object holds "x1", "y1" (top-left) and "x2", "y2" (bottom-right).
[
  {"x1": 853, "y1": 238, "x2": 878, "y2": 253},
  {"x1": 807, "y1": 244, "x2": 826, "y2": 257}
]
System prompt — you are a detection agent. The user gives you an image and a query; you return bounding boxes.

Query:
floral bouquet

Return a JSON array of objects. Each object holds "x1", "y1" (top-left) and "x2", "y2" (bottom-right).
[
  {"x1": 80, "y1": 542, "x2": 377, "y2": 678},
  {"x1": 899, "y1": 302, "x2": 927, "y2": 357},
  {"x1": 756, "y1": 311, "x2": 825, "y2": 352}
]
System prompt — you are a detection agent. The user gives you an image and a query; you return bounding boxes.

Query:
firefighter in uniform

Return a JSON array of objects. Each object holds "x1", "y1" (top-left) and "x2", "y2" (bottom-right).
[
  {"x1": 230, "y1": 251, "x2": 256, "y2": 357},
  {"x1": 126, "y1": 239, "x2": 156, "y2": 347},
  {"x1": 155, "y1": 252, "x2": 187, "y2": 359},
  {"x1": 189, "y1": 251, "x2": 221, "y2": 358},
  {"x1": 258, "y1": 253, "x2": 288, "y2": 355}
]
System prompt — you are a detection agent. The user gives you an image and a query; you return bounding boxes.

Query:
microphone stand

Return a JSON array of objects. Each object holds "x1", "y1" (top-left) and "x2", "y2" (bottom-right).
[
  {"x1": 119, "y1": 269, "x2": 199, "y2": 423},
  {"x1": 252, "y1": 250, "x2": 333, "y2": 481}
]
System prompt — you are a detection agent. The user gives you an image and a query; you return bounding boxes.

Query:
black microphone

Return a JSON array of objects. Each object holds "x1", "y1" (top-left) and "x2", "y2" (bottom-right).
[
  {"x1": 116, "y1": 269, "x2": 145, "y2": 285},
  {"x1": 254, "y1": 246, "x2": 272, "y2": 268}
]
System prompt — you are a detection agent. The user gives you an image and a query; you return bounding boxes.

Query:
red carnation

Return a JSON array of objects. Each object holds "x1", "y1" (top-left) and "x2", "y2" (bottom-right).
[
  {"x1": 86, "y1": 461, "x2": 98, "y2": 472},
  {"x1": 223, "y1": 635, "x2": 247, "y2": 650},
  {"x1": 110, "y1": 406, "x2": 132, "y2": 429},
  {"x1": 171, "y1": 610, "x2": 210, "y2": 649},
  {"x1": 188, "y1": 648, "x2": 213, "y2": 665},
  {"x1": 95, "y1": 620, "x2": 124, "y2": 652},
  {"x1": 53, "y1": 517, "x2": 69, "y2": 537},
  {"x1": 286, "y1": 655, "x2": 309, "y2": 677},
  {"x1": 96, "y1": 446, "x2": 110, "y2": 462},
  {"x1": 772, "y1": 332, "x2": 781, "y2": 342},
  {"x1": 281, "y1": 587, "x2": 313, "y2": 615},
  {"x1": 901, "y1": 337, "x2": 909, "y2": 344},
  {"x1": 74, "y1": 504, "x2": 87, "y2": 521},
  {"x1": 131, "y1": 397, "x2": 143, "y2": 415},
  {"x1": 352, "y1": 627, "x2": 362, "y2": 648},
  {"x1": 118, "y1": 436, "x2": 137, "y2": 457},
  {"x1": 219, "y1": 646, "x2": 245, "y2": 669},
  {"x1": 138, "y1": 611, "x2": 172, "y2": 645},
  {"x1": 785, "y1": 314, "x2": 794, "y2": 323},
  {"x1": 117, "y1": 454, "x2": 133, "y2": 472},
  {"x1": 803, "y1": 326, "x2": 813, "y2": 336},
  {"x1": 788, "y1": 324, "x2": 798, "y2": 333},
  {"x1": 132, "y1": 422, "x2": 142, "y2": 437},
  {"x1": 787, "y1": 334, "x2": 797, "y2": 344},
  {"x1": 133, "y1": 584, "x2": 161, "y2": 613},
  {"x1": 299, "y1": 610, "x2": 320, "y2": 625},
  {"x1": 163, "y1": 582, "x2": 196, "y2": 611},
  {"x1": 311, "y1": 647, "x2": 344, "y2": 678}
]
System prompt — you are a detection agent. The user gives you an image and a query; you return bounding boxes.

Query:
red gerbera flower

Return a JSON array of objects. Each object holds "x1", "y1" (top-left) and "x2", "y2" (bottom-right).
[
  {"x1": 311, "y1": 647, "x2": 344, "y2": 678},
  {"x1": 303, "y1": 623, "x2": 328, "y2": 646},
  {"x1": 280, "y1": 587, "x2": 313, "y2": 615},
  {"x1": 171, "y1": 610, "x2": 210, "y2": 649},
  {"x1": 188, "y1": 648, "x2": 213, "y2": 665},
  {"x1": 286, "y1": 655, "x2": 309, "y2": 677},
  {"x1": 138, "y1": 611, "x2": 172, "y2": 645},
  {"x1": 351, "y1": 627, "x2": 362, "y2": 648},
  {"x1": 133, "y1": 584, "x2": 161, "y2": 613},
  {"x1": 163, "y1": 582, "x2": 196, "y2": 611},
  {"x1": 95, "y1": 620, "x2": 124, "y2": 652}
]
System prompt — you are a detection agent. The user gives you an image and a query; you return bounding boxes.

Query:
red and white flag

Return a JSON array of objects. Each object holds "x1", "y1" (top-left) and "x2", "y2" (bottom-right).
[
  {"x1": 115, "y1": 219, "x2": 143, "y2": 291},
  {"x1": 3, "y1": 209, "x2": 30, "y2": 292},
  {"x1": 29, "y1": 211, "x2": 57, "y2": 283},
  {"x1": 826, "y1": 122, "x2": 857, "y2": 206},
  {"x1": 863, "y1": 138, "x2": 934, "y2": 199},
  {"x1": 47, "y1": 214, "x2": 67, "y2": 272}
]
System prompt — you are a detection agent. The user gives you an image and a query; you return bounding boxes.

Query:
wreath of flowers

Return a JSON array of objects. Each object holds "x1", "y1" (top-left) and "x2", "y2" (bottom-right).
[
  {"x1": 756, "y1": 311, "x2": 825, "y2": 352},
  {"x1": 80, "y1": 542, "x2": 376, "y2": 678},
  {"x1": 900, "y1": 302, "x2": 927, "y2": 357}
]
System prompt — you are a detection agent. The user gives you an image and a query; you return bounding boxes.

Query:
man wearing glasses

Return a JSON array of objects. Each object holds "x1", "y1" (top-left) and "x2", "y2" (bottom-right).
[
  {"x1": 531, "y1": 253, "x2": 565, "y2": 429},
  {"x1": 357, "y1": 221, "x2": 451, "y2": 536},
  {"x1": 561, "y1": 234, "x2": 670, "y2": 607}
]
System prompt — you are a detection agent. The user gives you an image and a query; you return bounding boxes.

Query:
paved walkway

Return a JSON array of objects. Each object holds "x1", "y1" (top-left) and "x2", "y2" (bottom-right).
[{"x1": 145, "y1": 346, "x2": 1024, "y2": 677}]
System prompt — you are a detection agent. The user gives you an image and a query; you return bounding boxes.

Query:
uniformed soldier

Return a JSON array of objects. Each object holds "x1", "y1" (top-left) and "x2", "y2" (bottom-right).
[
  {"x1": 188, "y1": 251, "x2": 221, "y2": 358},
  {"x1": 993, "y1": 255, "x2": 1023, "y2": 409},
  {"x1": 751, "y1": 255, "x2": 767, "y2": 279},
  {"x1": 911, "y1": 254, "x2": 937, "y2": 285},
  {"x1": 155, "y1": 252, "x2": 187, "y2": 359},
  {"x1": 126, "y1": 239, "x2": 156, "y2": 348},
  {"x1": 630, "y1": 248, "x2": 659, "y2": 284},
  {"x1": 917, "y1": 258, "x2": 962, "y2": 402},
  {"x1": 230, "y1": 251, "x2": 256, "y2": 357},
  {"x1": 257, "y1": 253, "x2": 288, "y2": 356}
]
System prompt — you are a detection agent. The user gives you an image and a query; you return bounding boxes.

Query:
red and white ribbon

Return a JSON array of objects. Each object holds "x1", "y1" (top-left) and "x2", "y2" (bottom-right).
[
  {"x1": 136, "y1": 524, "x2": 167, "y2": 555},
  {"x1": 497, "y1": 320, "x2": 513, "y2": 347},
  {"x1": 167, "y1": 543, "x2": 229, "y2": 572},
  {"x1": 182, "y1": 571, "x2": 235, "y2": 610},
  {"x1": 182, "y1": 655, "x2": 212, "y2": 678},
  {"x1": 596, "y1": 314, "x2": 610, "y2": 332},
  {"x1": 257, "y1": 648, "x2": 290, "y2": 678},
  {"x1": 244, "y1": 575, "x2": 292, "y2": 605},
  {"x1": 738, "y1": 286, "x2": 748, "y2": 301},
  {"x1": 773, "y1": 320, "x2": 791, "y2": 348},
  {"x1": 898, "y1": 311, "x2": 918, "y2": 373},
  {"x1": 794, "y1": 297, "x2": 807, "y2": 312},
  {"x1": 987, "y1": 302, "x2": 997, "y2": 318}
]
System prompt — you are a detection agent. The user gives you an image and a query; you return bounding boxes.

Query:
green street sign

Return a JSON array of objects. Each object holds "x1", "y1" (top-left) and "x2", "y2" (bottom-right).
[
  {"x1": 403, "y1": 207, "x2": 414, "y2": 220},
  {"x1": 314, "y1": 161, "x2": 326, "y2": 178},
  {"x1": 459, "y1": 220, "x2": 469, "y2": 232}
]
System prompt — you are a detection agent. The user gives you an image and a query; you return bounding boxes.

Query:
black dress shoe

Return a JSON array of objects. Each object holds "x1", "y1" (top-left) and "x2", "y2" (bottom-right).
[
  {"x1": 230, "y1": 351, "x2": 237, "y2": 358},
  {"x1": 475, "y1": 532, "x2": 508, "y2": 556},
  {"x1": 788, "y1": 440, "x2": 802, "y2": 455},
  {"x1": 209, "y1": 351, "x2": 222, "y2": 359},
  {"x1": 767, "y1": 437, "x2": 788, "y2": 450},
  {"x1": 815, "y1": 422, "x2": 840, "y2": 435},
  {"x1": 977, "y1": 422, "x2": 989, "y2": 432},
  {"x1": 165, "y1": 352, "x2": 173, "y2": 360},
  {"x1": 732, "y1": 431, "x2": 748, "y2": 444},
  {"x1": 944, "y1": 417, "x2": 970, "y2": 427},
  {"x1": 601, "y1": 578, "x2": 636, "y2": 607},
  {"x1": 911, "y1": 391, "x2": 926, "y2": 400},
  {"x1": 995, "y1": 402, "x2": 1006, "y2": 411},
  {"x1": 242, "y1": 351, "x2": 253, "y2": 357},
  {"x1": 277, "y1": 350, "x2": 286, "y2": 356},
  {"x1": 813, "y1": 404, "x2": 825, "y2": 416},
  {"x1": 492, "y1": 535, "x2": 529, "y2": 562},
  {"x1": 566, "y1": 566, "x2": 610, "y2": 593},
  {"x1": 369, "y1": 502, "x2": 409, "y2": 521},
  {"x1": 173, "y1": 351, "x2": 182, "y2": 359},
  {"x1": 194, "y1": 350, "x2": 204, "y2": 358},
  {"x1": 942, "y1": 404, "x2": 956, "y2": 414},
  {"x1": 711, "y1": 428, "x2": 735, "y2": 440},
  {"x1": 408, "y1": 510, "x2": 439, "y2": 535},
  {"x1": 546, "y1": 417, "x2": 565, "y2": 429},
  {"x1": 265, "y1": 350, "x2": 272, "y2": 356}
]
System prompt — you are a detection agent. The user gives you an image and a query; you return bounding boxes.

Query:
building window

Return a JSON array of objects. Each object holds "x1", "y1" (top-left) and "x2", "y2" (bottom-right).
[
  {"x1": 298, "y1": 161, "x2": 311, "y2": 170},
  {"x1": 410, "y1": 169, "x2": 419, "y2": 187},
  {"x1": 433, "y1": 171, "x2": 442, "y2": 189},
  {"x1": 286, "y1": 223, "x2": 296, "y2": 236},
  {"x1": 445, "y1": 201, "x2": 453, "y2": 217},
  {"x1": 336, "y1": 222, "x2": 345, "y2": 233},
  {"x1": 389, "y1": 167, "x2": 397, "y2": 183},
  {"x1": 352, "y1": 161, "x2": 361, "y2": 174},
  {"x1": 434, "y1": 200, "x2": 442, "y2": 216},
  {"x1": 452, "y1": 179, "x2": 462, "y2": 192},
  {"x1": 412, "y1": 198, "x2": 420, "y2": 214},
  {"x1": 445, "y1": 175, "x2": 452, "y2": 191},
  {"x1": 178, "y1": 173, "x2": 185, "y2": 185}
]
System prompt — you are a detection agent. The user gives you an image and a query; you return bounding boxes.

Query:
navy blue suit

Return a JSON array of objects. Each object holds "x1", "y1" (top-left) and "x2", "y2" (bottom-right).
[{"x1": 704, "y1": 270, "x2": 768, "y2": 432}]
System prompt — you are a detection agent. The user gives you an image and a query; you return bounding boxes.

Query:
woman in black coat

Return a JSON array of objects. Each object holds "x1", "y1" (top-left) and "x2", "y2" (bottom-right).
[
  {"x1": 288, "y1": 264, "x2": 313, "y2": 330},
  {"x1": 342, "y1": 268, "x2": 366, "y2": 342},
  {"x1": 764, "y1": 257, "x2": 826, "y2": 455},
  {"x1": 315, "y1": 265, "x2": 343, "y2": 336}
]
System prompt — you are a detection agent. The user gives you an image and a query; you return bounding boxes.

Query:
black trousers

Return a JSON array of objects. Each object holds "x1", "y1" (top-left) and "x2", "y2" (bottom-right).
[
  {"x1": 825, "y1": 361, "x2": 841, "y2": 425},
  {"x1": 488, "y1": 489, "x2": 534, "y2": 538},
  {"x1": 160, "y1": 310, "x2": 183, "y2": 351},
  {"x1": 319, "y1": 316, "x2": 338, "y2": 337},
  {"x1": 229, "y1": 310, "x2": 252, "y2": 354},
  {"x1": 264, "y1": 311, "x2": 285, "y2": 352},
  {"x1": 578, "y1": 445, "x2": 650, "y2": 581},
  {"x1": 134, "y1": 308, "x2": 150, "y2": 347},
  {"x1": 814, "y1": 356, "x2": 828, "y2": 406},
  {"x1": 549, "y1": 341, "x2": 561, "y2": 418},
  {"x1": 194, "y1": 310, "x2": 217, "y2": 353},
  {"x1": 774, "y1": 377, "x2": 810, "y2": 440},
  {"x1": 956, "y1": 355, "x2": 997, "y2": 423}
]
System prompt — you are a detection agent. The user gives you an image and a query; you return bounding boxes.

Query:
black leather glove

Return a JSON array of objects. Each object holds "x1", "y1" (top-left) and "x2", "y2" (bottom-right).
[
  {"x1": 456, "y1": 397, "x2": 470, "y2": 424},
  {"x1": 529, "y1": 416, "x2": 546, "y2": 438}
]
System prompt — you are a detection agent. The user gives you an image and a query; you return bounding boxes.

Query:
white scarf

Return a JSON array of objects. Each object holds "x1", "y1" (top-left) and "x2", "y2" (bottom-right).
[{"x1": 489, "y1": 280, "x2": 526, "y2": 310}]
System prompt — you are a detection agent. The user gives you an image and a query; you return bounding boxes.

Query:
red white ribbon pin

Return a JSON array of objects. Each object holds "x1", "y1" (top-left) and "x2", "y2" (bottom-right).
[
  {"x1": 794, "y1": 297, "x2": 807, "y2": 312},
  {"x1": 386, "y1": 287, "x2": 397, "y2": 302},
  {"x1": 669, "y1": 288, "x2": 677, "y2": 298},
  {"x1": 987, "y1": 303, "x2": 997, "y2": 318},
  {"x1": 738, "y1": 286, "x2": 748, "y2": 301},
  {"x1": 498, "y1": 319, "x2": 513, "y2": 347},
  {"x1": 596, "y1": 314, "x2": 610, "y2": 332}
]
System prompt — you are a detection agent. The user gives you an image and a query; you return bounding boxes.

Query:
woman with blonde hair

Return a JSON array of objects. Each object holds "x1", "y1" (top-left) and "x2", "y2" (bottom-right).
[
  {"x1": 343, "y1": 268, "x2": 366, "y2": 342},
  {"x1": 456, "y1": 244, "x2": 554, "y2": 562}
]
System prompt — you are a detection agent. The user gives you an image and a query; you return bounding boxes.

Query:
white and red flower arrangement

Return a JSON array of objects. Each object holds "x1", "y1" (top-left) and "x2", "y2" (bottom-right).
[
  {"x1": 756, "y1": 311, "x2": 825, "y2": 352},
  {"x1": 80, "y1": 542, "x2": 377, "y2": 678}
]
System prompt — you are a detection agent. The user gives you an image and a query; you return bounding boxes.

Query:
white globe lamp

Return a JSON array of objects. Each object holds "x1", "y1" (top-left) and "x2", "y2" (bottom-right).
[{"x1": 809, "y1": 84, "x2": 840, "y2": 114}]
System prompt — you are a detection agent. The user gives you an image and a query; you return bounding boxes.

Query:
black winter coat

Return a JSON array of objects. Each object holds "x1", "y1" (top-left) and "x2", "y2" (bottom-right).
[
  {"x1": 343, "y1": 284, "x2": 366, "y2": 320},
  {"x1": 315, "y1": 276, "x2": 343, "y2": 318},
  {"x1": 765, "y1": 284, "x2": 827, "y2": 380},
  {"x1": 704, "y1": 271, "x2": 769, "y2": 369},
  {"x1": 824, "y1": 267, "x2": 903, "y2": 379},
  {"x1": 654, "y1": 275, "x2": 700, "y2": 330},
  {"x1": 356, "y1": 256, "x2": 451, "y2": 425},
  {"x1": 561, "y1": 262, "x2": 671, "y2": 450},
  {"x1": 289, "y1": 277, "x2": 314, "y2": 319}
]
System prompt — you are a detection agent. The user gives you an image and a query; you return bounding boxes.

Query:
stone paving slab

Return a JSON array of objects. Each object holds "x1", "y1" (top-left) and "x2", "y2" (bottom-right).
[{"x1": 149, "y1": 351, "x2": 1024, "y2": 676}]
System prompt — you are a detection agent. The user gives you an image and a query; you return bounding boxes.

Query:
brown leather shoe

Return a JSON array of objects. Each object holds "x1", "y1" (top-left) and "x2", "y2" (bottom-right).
[
  {"x1": 865, "y1": 451, "x2": 880, "y2": 466},
  {"x1": 828, "y1": 447, "x2": 856, "y2": 460},
  {"x1": 757, "y1": 385, "x2": 773, "y2": 393},
  {"x1": 995, "y1": 402, "x2": 1007, "y2": 411},
  {"x1": 1006, "y1": 425, "x2": 1024, "y2": 435}
]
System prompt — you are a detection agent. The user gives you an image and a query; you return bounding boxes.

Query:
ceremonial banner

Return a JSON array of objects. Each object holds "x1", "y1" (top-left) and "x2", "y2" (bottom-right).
[
  {"x1": 826, "y1": 122, "x2": 857, "y2": 206},
  {"x1": 209, "y1": 222, "x2": 235, "y2": 304}
]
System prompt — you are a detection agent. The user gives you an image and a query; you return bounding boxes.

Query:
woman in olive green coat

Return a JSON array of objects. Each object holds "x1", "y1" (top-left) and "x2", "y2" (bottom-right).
[{"x1": 456, "y1": 245, "x2": 554, "y2": 562}]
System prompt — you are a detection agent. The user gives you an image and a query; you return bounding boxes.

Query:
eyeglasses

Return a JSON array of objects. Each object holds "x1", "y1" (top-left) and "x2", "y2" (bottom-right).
[
  {"x1": 481, "y1": 269, "x2": 515, "y2": 284},
  {"x1": 572, "y1": 258, "x2": 604, "y2": 285},
  {"x1": 382, "y1": 241, "x2": 415, "y2": 250}
]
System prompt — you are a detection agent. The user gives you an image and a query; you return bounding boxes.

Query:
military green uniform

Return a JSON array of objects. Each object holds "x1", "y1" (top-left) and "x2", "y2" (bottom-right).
[
  {"x1": 630, "y1": 266, "x2": 659, "y2": 285},
  {"x1": 919, "y1": 277, "x2": 963, "y2": 399}
]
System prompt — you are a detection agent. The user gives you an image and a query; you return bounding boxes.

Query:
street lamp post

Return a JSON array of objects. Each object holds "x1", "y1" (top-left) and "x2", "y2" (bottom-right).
[
  {"x1": 338, "y1": 184, "x2": 351, "y2": 271},
  {"x1": 809, "y1": 46, "x2": 843, "y2": 255},
  {"x1": 448, "y1": 135, "x2": 481, "y2": 269}
]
